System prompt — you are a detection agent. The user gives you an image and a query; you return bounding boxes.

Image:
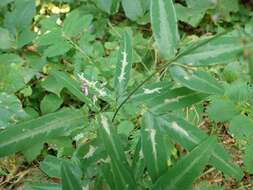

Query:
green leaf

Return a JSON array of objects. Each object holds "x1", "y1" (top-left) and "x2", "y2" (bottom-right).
[
  {"x1": 141, "y1": 112, "x2": 168, "y2": 182},
  {"x1": 63, "y1": 11, "x2": 93, "y2": 37},
  {"x1": 40, "y1": 155, "x2": 64, "y2": 178},
  {"x1": 0, "y1": 109, "x2": 84, "y2": 157},
  {"x1": 150, "y1": 87, "x2": 208, "y2": 114},
  {"x1": 229, "y1": 115, "x2": 253, "y2": 139},
  {"x1": 4, "y1": 0, "x2": 35, "y2": 33},
  {"x1": 114, "y1": 32, "x2": 133, "y2": 97},
  {"x1": 177, "y1": 32, "x2": 246, "y2": 66},
  {"x1": 44, "y1": 39, "x2": 71, "y2": 57},
  {"x1": 49, "y1": 69, "x2": 96, "y2": 110},
  {"x1": 170, "y1": 66, "x2": 224, "y2": 95},
  {"x1": 61, "y1": 161, "x2": 82, "y2": 190},
  {"x1": 41, "y1": 76, "x2": 64, "y2": 97},
  {"x1": 150, "y1": 0, "x2": 179, "y2": 59},
  {"x1": 24, "y1": 183, "x2": 61, "y2": 190},
  {"x1": 244, "y1": 138, "x2": 253, "y2": 173},
  {"x1": 23, "y1": 143, "x2": 43, "y2": 163},
  {"x1": 40, "y1": 94, "x2": 63, "y2": 114},
  {"x1": 207, "y1": 98, "x2": 239, "y2": 122},
  {"x1": 153, "y1": 137, "x2": 215, "y2": 190},
  {"x1": 0, "y1": 92, "x2": 28, "y2": 129},
  {"x1": 158, "y1": 115, "x2": 243, "y2": 180},
  {"x1": 122, "y1": 0, "x2": 145, "y2": 21},
  {"x1": 0, "y1": 27, "x2": 14, "y2": 50},
  {"x1": 128, "y1": 81, "x2": 173, "y2": 103},
  {"x1": 94, "y1": 0, "x2": 119, "y2": 14},
  {"x1": 99, "y1": 114, "x2": 136, "y2": 189}
]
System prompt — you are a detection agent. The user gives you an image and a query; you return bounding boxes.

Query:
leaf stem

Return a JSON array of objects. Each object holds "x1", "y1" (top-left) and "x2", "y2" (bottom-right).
[{"x1": 112, "y1": 29, "x2": 232, "y2": 122}]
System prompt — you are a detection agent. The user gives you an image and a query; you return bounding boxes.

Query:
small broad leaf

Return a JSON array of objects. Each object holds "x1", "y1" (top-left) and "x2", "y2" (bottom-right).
[
  {"x1": 151, "y1": 0, "x2": 179, "y2": 59},
  {"x1": 94, "y1": 0, "x2": 119, "y2": 14},
  {"x1": 141, "y1": 112, "x2": 168, "y2": 182},
  {"x1": 63, "y1": 11, "x2": 93, "y2": 37},
  {"x1": 99, "y1": 114, "x2": 136, "y2": 189},
  {"x1": 122, "y1": 0, "x2": 145, "y2": 21},
  {"x1": 114, "y1": 32, "x2": 133, "y2": 97},
  {"x1": 153, "y1": 137, "x2": 215, "y2": 190},
  {"x1": 207, "y1": 98, "x2": 239, "y2": 122},
  {"x1": 61, "y1": 161, "x2": 82, "y2": 190},
  {"x1": 170, "y1": 66, "x2": 224, "y2": 95},
  {"x1": 229, "y1": 115, "x2": 253, "y2": 139},
  {"x1": 0, "y1": 109, "x2": 84, "y2": 157},
  {"x1": 44, "y1": 39, "x2": 71, "y2": 57},
  {"x1": 40, "y1": 94, "x2": 63, "y2": 114}
]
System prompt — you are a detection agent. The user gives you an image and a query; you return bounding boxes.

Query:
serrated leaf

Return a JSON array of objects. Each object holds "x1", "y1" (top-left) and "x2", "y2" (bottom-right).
[
  {"x1": 99, "y1": 114, "x2": 136, "y2": 189},
  {"x1": 61, "y1": 161, "x2": 82, "y2": 190},
  {"x1": 63, "y1": 11, "x2": 93, "y2": 37},
  {"x1": 151, "y1": 0, "x2": 179, "y2": 59},
  {"x1": 153, "y1": 137, "x2": 215, "y2": 190},
  {"x1": 49, "y1": 69, "x2": 96, "y2": 110},
  {"x1": 170, "y1": 66, "x2": 224, "y2": 95},
  {"x1": 0, "y1": 109, "x2": 84, "y2": 157},
  {"x1": 177, "y1": 32, "x2": 247, "y2": 66},
  {"x1": 158, "y1": 115, "x2": 243, "y2": 180},
  {"x1": 114, "y1": 32, "x2": 133, "y2": 97},
  {"x1": 141, "y1": 112, "x2": 168, "y2": 182}
]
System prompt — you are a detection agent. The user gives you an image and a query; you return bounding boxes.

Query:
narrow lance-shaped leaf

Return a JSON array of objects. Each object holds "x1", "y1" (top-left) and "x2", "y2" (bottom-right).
[
  {"x1": 170, "y1": 66, "x2": 224, "y2": 95},
  {"x1": 141, "y1": 112, "x2": 168, "y2": 182},
  {"x1": 0, "y1": 109, "x2": 84, "y2": 157},
  {"x1": 114, "y1": 32, "x2": 133, "y2": 97},
  {"x1": 150, "y1": 87, "x2": 209, "y2": 114},
  {"x1": 151, "y1": 0, "x2": 179, "y2": 59},
  {"x1": 177, "y1": 31, "x2": 252, "y2": 66},
  {"x1": 153, "y1": 137, "x2": 216, "y2": 190},
  {"x1": 99, "y1": 114, "x2": 136, "y2": 189},
  {"x1": 158, "y1": 115, "x2": 243, "y2": 180},
  {"x1": 61, "y1": 161, "x2": 82, "y2": 190}
]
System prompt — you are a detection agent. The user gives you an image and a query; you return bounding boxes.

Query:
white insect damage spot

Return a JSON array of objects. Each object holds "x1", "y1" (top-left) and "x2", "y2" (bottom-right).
[
  {"x1": 101, "y1": 115, "x2": 110, "y2": 135},
  {"x1": 143, "y1": 87, "x2": 162, "y2": 94},
  {"x1": 148, "y1": 128, "x2": 157, "y2": 161},
  {"x1": 164, "y1": 97, "x2": 180, "y2": 103},
  {"x1": 118, "y1": 51, "x2": 128, "y2": 82},
  {"x1": 170, "y1": 122, "x2": 196, "y2": 144},
  {"x1": 84, "y1": 145, "x2": 97, "y2": 159},
  {"x1": 74, "y1": 133, "x2": 84, "y2": 142}
]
